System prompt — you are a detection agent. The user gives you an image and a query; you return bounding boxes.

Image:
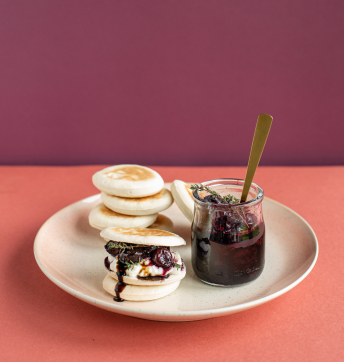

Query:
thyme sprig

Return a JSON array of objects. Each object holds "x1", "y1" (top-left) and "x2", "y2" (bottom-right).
[
  {"x1": 108, "y1": 241, "x2": 134, "y2": 250},
  {"x1": 190, "y1": 184, "x2": 240, "y2": 205},
  {"x1": 124, "y1": 258, "x2": 142, "y2": 270},
  {"x1": 174, "y1": 262, "x2": 182, "y2": 270}
]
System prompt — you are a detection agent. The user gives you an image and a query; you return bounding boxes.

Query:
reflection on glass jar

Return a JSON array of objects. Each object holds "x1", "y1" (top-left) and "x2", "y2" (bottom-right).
[{"x1": 191, "y1": 179, "x2": 265, "y2": 287}]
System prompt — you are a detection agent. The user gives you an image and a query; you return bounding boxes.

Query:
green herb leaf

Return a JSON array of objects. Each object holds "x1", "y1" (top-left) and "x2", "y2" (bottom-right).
[
  {"x1": 108, "y1": 242, "x2": 134, "y2": 250},
  {"x1": 240, "y1": 226, "x2": 260, "y2": 241},
  {"x1": 190, "y1": 184, "x2": 240, "y2": 205},
  {"x1": 124, "y1": 259, "x2": 141, "y2": 270}
]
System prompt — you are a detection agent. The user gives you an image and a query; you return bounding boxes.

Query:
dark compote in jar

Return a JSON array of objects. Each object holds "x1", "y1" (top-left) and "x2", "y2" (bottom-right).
[{"x1": 191, "y1": 179, "x2": 265, "y2": 287}]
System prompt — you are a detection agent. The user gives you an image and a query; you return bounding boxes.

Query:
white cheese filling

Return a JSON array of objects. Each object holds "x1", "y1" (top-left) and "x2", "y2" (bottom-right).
[{"x1": 108, "y1": 251, "x2": 184, "y2": 278}]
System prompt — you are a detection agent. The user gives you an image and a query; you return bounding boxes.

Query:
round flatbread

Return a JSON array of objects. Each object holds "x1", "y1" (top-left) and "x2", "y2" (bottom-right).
[
  {"x1": 171, "y1": 180, "x2": 194, "y2": 222},
  {"x1": 102, "y1": 274, "x2": 180, "y2": 301},
  {"x1": 101, "y1": 188, "x2": 173, "y2": 216},
  {"x1": 106, "y1": 268, "x2": 186, "y2": 286},
  {"x1": 148, "y1": 214, "x2": 174, "y2": 233},
  {"x1": 89, "y1": 203, "x2": 158, "y2": 230},
  {"x1": 100, "y1": 227, "x2": 186, "y2": 246},
  {"x1": 92, "y1": 165, "x2": 164, "y2": 197}
]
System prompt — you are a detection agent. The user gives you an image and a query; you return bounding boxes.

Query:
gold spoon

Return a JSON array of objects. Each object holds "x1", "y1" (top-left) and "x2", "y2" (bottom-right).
[{"x1": 240, "y1": 114, "x2": 273, "y2": 203}]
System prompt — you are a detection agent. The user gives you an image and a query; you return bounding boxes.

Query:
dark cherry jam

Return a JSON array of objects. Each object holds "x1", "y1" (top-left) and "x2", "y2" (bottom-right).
[
  {"x1": 104, "y1": 241, "x2": 175, "y2": 301},
  {"x1": 191, "y1": 201, "x2": 265, "y2": 286},
  {"x1": 114, "y1": 259, "x2": 127, "y2": 302}
]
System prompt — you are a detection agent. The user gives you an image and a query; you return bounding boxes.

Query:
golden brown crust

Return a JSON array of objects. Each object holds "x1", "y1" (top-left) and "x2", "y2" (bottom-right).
[
  {"x1": 149, "y1": 214, "x2": 169, "y2": 228},
  {"x1": 185, "y1": 184, "x2": 193, "y2": 198},
  {"x1": 110, "y1": 227, "x2": 174, "y2": 237},
  {"x1": 99, "y1": 204, "x2": 135, "y2": 218},
  {"x1": 120, "y1": 188, "x2": 166, "y2": 202},
  {"x1": 104, "y1": 166, "x2": 155, "y2": 181}
]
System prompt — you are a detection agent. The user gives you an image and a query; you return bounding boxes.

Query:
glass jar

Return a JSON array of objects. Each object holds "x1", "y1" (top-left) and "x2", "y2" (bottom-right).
[{"x1": 191, "y1": 179, "x2": 265, "y2": 287}]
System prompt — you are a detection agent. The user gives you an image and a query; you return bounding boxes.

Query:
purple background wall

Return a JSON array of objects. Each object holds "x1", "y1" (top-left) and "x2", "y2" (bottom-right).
[{"x1": 0, "y1": 1, "x2": 343, "y2": 166}]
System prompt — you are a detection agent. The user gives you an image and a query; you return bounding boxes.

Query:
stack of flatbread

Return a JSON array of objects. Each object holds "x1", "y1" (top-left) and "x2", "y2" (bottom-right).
[
  {"x1": 89, "y1": 164, "x2": 186, "y2": 302},
  {"x1": 89, "y1": 165, "x2": 174, "y2": 232}
]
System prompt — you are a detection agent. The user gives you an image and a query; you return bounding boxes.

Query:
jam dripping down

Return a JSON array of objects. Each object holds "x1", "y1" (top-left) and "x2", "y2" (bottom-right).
[
  {"x1": 104, "y1": 256, "x2": 111, "y2": 271},
  {"x1": 104, "y1": 257, "x2": 126, "y2": 302},
  {"x1": 114, "y1": 260, "x2": 127, "y2": 302},
  {"x1": 104, "y1": 243, "x2": 180, "y2": 301}
]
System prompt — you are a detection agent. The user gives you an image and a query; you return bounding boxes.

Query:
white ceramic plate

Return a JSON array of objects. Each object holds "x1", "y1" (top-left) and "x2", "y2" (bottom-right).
[{"x1": 34, "y1": 188, "x2": 318, "y2": 322}]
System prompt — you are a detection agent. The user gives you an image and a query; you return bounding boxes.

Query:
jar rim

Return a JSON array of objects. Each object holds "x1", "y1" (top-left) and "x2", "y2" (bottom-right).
[{"x1": 192, "y1": 178, "x2": 264, "y2": 208}]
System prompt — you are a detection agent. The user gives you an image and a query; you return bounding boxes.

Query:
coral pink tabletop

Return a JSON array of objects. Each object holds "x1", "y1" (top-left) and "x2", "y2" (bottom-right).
[{"x1": 0, "y1": 166, "x2": 342, "y2": 361}]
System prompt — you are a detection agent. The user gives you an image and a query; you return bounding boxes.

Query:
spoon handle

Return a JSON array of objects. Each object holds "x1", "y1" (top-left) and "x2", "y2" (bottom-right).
[{"x1": 240, "y1": 114, "x2": 273, "y2": 203}]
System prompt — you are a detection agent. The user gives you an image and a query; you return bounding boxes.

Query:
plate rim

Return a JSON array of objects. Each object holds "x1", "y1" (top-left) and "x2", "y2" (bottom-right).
[{"x1": 34, "y1": 194, "x2": 319, "y2": 319}]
